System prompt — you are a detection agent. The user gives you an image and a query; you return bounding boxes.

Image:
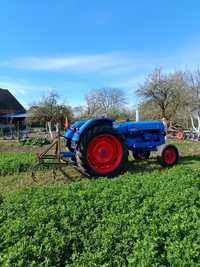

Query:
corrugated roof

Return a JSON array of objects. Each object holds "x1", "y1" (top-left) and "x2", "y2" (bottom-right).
[
  {"x1": 0, "y1": 88, "x2": 26, "y2": 115},
  {"x1": 0, "y1": 112, "x2": 27, "y2": 118}
]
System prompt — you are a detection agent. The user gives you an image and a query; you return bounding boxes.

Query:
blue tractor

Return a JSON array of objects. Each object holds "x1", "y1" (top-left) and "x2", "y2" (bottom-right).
[{"x1": 62, "y1": 118, "x2": 179, "y2": 178}]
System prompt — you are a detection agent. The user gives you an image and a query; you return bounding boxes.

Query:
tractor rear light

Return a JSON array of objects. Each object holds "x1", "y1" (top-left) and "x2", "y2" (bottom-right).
[{"x1": 72, "y1": 127, "x2": 78, "y2": 132}]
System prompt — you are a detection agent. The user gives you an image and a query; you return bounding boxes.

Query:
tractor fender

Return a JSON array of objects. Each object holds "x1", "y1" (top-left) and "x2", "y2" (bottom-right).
[{"x1": 71, "y1": 118, "x2": 114, "y2": 148}]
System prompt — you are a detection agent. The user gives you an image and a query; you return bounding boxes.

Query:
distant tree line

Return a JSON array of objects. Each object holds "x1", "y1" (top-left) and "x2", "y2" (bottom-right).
[
  {"x1": 76, "y1": 87, "x2": 134, "y2": 120},
  {"x1": 27, "y1": 88, "x2": 134, "y2": 138},
  {"x1": 27, "y1": 68, "x2": 200, "y2": 137},
  {"x1": 137, "y1": 68, "x2": 200, "y2": 128},
  {"x1": 27, "y1": 92, "x2": 73, "y2": 138}
]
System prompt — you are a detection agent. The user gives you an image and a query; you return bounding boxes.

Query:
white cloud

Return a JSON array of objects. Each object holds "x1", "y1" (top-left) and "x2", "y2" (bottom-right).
[
  {"x1": 2, "y1": 45, "x2": 200, "y2": 75},
  {"x1": 0, "y1": 81, "x2": 28, "y2": 95},
  {"x1": 0, "y1": 80, "x2": 44, "y2": 95},
  {"x1": 2, "y1": 53, "x2": 139, "y2": 73},
  {"x1": 0, "y1": 78, "x2": 88, "y2": 107},
  {"x1": 2, "y1": 46, "x2": 200, "y2": 107},
  {"x1": 109, "y1": 75, "x2": 146, "y2": 90},
  {"x1": 0, "y1": 79, "x2": 47, "y2": 107}
]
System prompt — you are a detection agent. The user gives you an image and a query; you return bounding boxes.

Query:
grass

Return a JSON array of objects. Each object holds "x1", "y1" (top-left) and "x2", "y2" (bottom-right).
[
  {"x1": 0, "y1": 140, "x2": 200, "y2": 194},
  {"x1": 0, "y1": 139, "x2": 51, "y2": 153},
  {"x1": 0, "y1": 140, "x2": 200, "y2": 265},
  {"x1": 0, "y1": 152, "x2": 37, "y2": 176},
  {"x1": 172, "y1": 139, "x2": 200, "y2": 155},
  {"x1": 0, "y1": 139, "x2": 20, "y2": 151},
  {"x1": 1, "y1": 165, "x2": 200, "y2": 266}
]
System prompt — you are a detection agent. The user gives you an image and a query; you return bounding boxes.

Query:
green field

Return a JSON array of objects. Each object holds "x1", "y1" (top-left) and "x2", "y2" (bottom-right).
[{"x1": 0, "y1": 140, "x2": 200, "y2": 266}]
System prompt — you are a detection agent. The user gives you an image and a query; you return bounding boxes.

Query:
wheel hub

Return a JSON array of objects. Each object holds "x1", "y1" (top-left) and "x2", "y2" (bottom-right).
[
  {"x1": 163, "y1": 147, "x2": 177, "y2": 165},
  {"x1": 87, "y1": 134, "x2": 123, "y2": 174},
  {"x1": 99, "y1": 148, "x2": 109, "y2": 157}
]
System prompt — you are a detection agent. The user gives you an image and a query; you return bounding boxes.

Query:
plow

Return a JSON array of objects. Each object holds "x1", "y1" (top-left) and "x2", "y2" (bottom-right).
[
  {"x1": 32, "y1": 118, "x2": 179, "y2": 182},
  {"x1": 31, "y1": 134, "x2": 82, "y2": 183}
]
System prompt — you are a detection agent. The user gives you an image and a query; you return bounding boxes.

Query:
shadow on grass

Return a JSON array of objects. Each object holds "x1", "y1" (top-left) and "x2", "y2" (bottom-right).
[
  {"x1": 178, "y1": 155, "x2": 200, "y2": 167},
  {"x1": 126, "y1": 155, "x2": 200, "y2": 175},
  {"x1": 126, "y1": 158, "x2": 161, "y2": 175},
  {"x1": 2, "y1": 155, "x2": 199, "y2": 194},
  {"x1": 27, "y1": 154, "x2": 200, "y2": 186}
]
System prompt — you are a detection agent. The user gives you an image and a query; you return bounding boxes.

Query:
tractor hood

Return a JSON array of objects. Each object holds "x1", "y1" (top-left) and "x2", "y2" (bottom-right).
[{"x1": 114, "y1": 120, "x2": 165, "y2": 134}]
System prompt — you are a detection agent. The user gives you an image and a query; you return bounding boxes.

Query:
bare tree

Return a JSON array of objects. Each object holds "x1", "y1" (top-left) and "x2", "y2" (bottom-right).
[
  {"x1": 85, "y1": 88, "x2": 127, "y2": 117},
  {"x1": 189, "y1": 70, "x2": 200, "y2": 99},
  {"x1": 85, "y1": 93, "x2": 101, "y2": 117},
  {"x1": 136, "y1": 68, "x2": 193, "y2": 121},
  {"x1": 73, "y1": 106, "x2": 86, "y2": 120},
  {"x1": 28, "y1": 91, "x2": 73, "y2": 138}
]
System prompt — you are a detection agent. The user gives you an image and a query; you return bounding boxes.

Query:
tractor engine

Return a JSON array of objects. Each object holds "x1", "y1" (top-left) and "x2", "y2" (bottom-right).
[{"x1": 114, "y1": 121, "x2": 165, "y2": 151}]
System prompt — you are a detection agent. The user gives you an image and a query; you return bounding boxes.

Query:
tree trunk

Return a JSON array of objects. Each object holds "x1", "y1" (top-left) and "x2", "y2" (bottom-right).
[
  {"x1": 161, "y1": 108, "x2": 166, "y2": 118},
  {"x1": 47, "y1": 121, "x2": 53, "y2": 139},
  {"x1": 55, "y1": 122, "x2": 59, "y2": 133},
  {"x1": 45, "y1": 122, "x2": 48, "y2": 133}
]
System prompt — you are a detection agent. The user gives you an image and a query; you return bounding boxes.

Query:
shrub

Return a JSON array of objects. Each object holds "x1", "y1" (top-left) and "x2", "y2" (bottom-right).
[
  {"x1": 20, "y1": 138, "x2": 51, "y2": 146},
  {"x1": 0, "y1": 152, "x2": 36, "y2": 175},
  {"x1": 0, "y1": 166, "x2": 200, "y2": 266}
]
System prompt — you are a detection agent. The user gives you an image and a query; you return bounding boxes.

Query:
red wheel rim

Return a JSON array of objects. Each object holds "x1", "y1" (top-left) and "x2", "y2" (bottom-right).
[
  {"x1": 163, "y1": 147, "x2": 177, "y2": 165},
  {"x1": 87, "y1": 134, "x2": 123, "y2": 174},
  {"x1": 176, "y1": 131, "x2": 184, "y2": 140}
]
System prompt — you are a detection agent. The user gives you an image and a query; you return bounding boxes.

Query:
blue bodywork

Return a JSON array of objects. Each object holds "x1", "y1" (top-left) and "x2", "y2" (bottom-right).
[
  {"x1": 63, "y1": 118, "x2": 165, "y2": 155},
  {"x1": 114, "y1": 120, "x2": 165, "y2": 151},
  {"x1": 63, "y1": 119, "x2": 87, "y2": 141}
]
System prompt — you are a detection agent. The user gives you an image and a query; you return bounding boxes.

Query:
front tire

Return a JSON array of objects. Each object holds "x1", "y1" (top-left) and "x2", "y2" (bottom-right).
[
  {"x1": 158, "y1": 144, "x2": 179, "y2": 167},
  {"x1": 76, "y1": 126, "x2": 128, "y2": 178}
]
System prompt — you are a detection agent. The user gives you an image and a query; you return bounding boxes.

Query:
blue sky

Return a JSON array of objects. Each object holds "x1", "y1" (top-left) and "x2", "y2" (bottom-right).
[{"x1": 0, "y1": 0, "x2": 200, "y2": 108}]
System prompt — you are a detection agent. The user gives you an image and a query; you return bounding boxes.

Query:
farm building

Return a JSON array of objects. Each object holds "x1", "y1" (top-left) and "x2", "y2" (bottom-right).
[{"x1": 0, "y1": 88, "x2": 27, "y2": 132}]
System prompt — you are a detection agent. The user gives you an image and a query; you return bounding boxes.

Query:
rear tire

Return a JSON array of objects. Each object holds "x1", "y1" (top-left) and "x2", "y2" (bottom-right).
[
  {"x1": 158, "y1": 144, "x2": 179, "y2": 167},
  {"x1": 76, "y1": 126, "x2": 128, "y2": 178}
]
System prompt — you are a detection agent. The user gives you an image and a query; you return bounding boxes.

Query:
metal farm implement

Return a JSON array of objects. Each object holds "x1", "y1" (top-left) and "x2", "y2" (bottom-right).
[
  {"x1": 32, "y1": 118, "x2": 179, "y2": 182},
  {"x1": 31, "y1": 134, "x2": 80, "y2": 183}
]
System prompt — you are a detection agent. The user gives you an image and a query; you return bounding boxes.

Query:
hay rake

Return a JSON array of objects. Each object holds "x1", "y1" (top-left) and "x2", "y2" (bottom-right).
[{"x1": 31, "y1": 134, "x2": 81, "y2": 183}]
